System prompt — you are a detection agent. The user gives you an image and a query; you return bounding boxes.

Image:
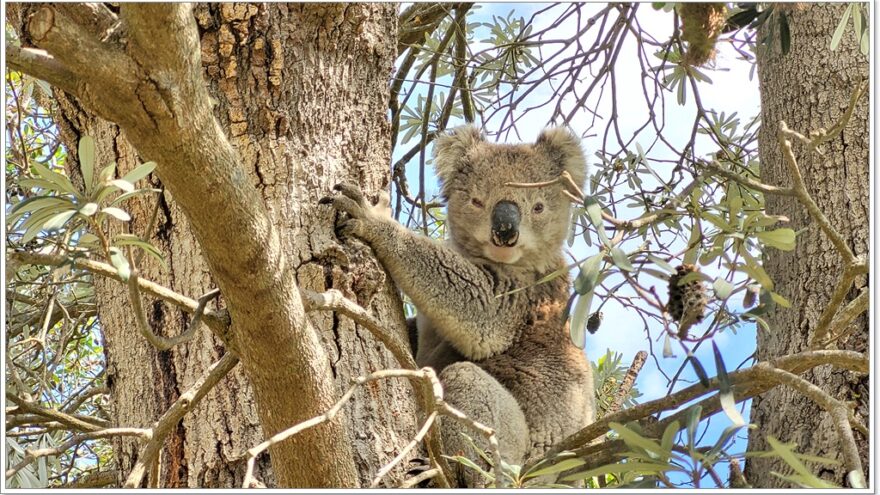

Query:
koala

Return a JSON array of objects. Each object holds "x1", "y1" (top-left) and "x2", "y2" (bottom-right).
[{"x1": 321, "y1": 125, "x2": 595, "y2": 487}]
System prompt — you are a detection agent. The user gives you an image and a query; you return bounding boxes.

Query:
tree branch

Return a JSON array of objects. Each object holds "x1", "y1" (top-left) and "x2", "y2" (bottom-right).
[
  {"x1": 5, "y1": 45, "x2": 79, "y2": 96},
  {"x1": 397, "y1": 3, "x2": 470, "y2": 56},
  {"x1": 7, "y1": 251, "x2": 229, "y2": 333}
]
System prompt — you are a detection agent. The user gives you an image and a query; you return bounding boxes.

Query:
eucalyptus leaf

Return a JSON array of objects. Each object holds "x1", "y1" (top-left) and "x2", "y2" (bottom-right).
[
  {"x1": 610, "y1": 247, "x2": 634, "y2": 272},
  {"x1": 78, "y1": 202, "x2": 99, "y2": 216},
  {"x1": 109, "y1": 179, "x2": 135, "y2": 193},
  {"x1": 42, "y1": 210, "x2": 77, "y2": 231},
  {"x1": 78, "y1": 136, "x2": 96, "y2": 192},
  {"x1": 121, "y1": 161, "x2": 157, "y2": 184},
  {"x1": 101, "y1": 207, "x2": 131, "y2": 222},
  {"x1": 569, "y1": 293, "x2": 592, "y2": 349},
  {"x1": 756, "y1": 228, "x2": 796, "y2": 251},
  {"x1": 109, "y1": 247, "x2": 131, "y2": 281},
  {"x1": 830, "y1": 4, "x2": 852, "y2": 51}
]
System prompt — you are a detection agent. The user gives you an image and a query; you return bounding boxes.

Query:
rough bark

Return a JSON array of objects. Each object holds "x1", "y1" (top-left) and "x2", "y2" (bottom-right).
[
  {"x1": 8, "y1": 3, "x2": 419, "y2": 487},
  {"x1": 746, "y1": 4, "x2": 869, "y2": 487}
]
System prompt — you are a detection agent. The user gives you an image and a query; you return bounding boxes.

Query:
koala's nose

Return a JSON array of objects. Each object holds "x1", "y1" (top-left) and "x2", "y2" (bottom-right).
[{"x1": 491, "y1": 201, "x2": 520, "y2": 247}]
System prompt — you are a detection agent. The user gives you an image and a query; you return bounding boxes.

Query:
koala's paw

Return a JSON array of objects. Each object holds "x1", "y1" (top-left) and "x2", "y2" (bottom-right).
[
  {"x1": 319, "y1": 183, "x2": 368, "y2": 218},
  {"x1": 319, "y1": 183, "x2": 390, "y2": 239}
]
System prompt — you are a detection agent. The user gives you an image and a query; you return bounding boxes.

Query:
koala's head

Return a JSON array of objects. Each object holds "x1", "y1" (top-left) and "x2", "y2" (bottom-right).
[{"x1": 433, "y1": 125, "x2": 587, "y2": 273}]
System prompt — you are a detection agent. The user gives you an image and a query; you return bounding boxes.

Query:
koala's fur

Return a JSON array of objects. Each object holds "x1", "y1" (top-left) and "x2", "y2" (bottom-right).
[{"x1": 322, "y1": 126, "x2": 595, "y2": 487}]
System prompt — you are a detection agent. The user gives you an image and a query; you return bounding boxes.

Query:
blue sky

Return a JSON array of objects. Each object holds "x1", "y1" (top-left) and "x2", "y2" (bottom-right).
[{"x1": 393, "y1": 4, "x2": 762, "y2": 486}]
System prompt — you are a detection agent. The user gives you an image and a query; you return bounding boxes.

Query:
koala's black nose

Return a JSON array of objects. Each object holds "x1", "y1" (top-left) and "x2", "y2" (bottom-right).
[{"x1": 491, "y1": 201, "x2": 520, "y2": 247}]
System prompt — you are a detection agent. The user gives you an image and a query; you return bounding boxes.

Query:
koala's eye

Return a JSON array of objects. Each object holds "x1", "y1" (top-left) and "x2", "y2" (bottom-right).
[
  {"x1": 533, "y1": 202, "x2": 544, "y2": 214},
  {"x1": 471, "y1": 198, "x2": 485, "y2": 208}
]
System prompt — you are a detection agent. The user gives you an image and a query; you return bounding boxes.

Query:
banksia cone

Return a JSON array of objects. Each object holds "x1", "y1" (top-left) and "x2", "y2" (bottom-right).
[
  {"x1": 587, "y1": 311, "x2": 603, "y2": 334},
  {"x1": 679, "y1": 3, "x2": 727, "y2": 66},
  {"x1": 667, "y1": 264, "x2": 707, "y2": 339}
]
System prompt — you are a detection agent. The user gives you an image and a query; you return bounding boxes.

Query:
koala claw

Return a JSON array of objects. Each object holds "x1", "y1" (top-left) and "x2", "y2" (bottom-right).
[
  {"x1": 321, "y1": 194, "x2": 366, "y2": 219},
  {"x1": 332, "y1": 182, "x2": 366, "y2": 204},
  {"x1": 336, "y1": 218, "x2": 363, "y2": 238}
]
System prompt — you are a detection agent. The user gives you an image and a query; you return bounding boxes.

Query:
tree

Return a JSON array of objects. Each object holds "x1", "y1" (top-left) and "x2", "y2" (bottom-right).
[
  {"x1": 6, "y1": 3, "x2": 420, "y2": 487},
  {"x1": 4, "y1": 3, "x2": 870, "y2": 489},
  {"x1": 745, "y1": 3, "x2": 869, "y2": 487}
]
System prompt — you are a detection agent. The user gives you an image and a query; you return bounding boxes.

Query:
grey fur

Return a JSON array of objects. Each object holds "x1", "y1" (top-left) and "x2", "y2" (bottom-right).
[{"x1": 322, "y1": 125, "x2": 596, "y2": 486}]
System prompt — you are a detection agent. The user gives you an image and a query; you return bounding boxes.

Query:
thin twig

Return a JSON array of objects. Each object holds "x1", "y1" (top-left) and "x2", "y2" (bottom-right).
[
  {"x1": 7, "y1": 252, "x2": 229, "y2": 332},
  {"x1": 5, "y1": 428, "x2": 148, "y2": 479},
  {"x1": 399, "y1": 467, "x2": 440, "y2": 488}
]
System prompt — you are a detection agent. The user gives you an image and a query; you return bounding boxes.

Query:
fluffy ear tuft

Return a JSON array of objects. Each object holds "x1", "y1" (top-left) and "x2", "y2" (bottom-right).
[
  {"x1": 535, "y1": 127, "x2": 587, "y2": 191},
  {"x1": 433, "y1": 125, "x2": 484, "y2": 185}
]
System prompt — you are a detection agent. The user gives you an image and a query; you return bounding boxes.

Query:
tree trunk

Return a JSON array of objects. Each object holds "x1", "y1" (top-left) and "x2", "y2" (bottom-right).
[
  {"x1": 746, "y1": 4, "x2": 869, "y2": 487},
  {"x1": 10, "y1": 3, "x2": 419, "y2": 487}
]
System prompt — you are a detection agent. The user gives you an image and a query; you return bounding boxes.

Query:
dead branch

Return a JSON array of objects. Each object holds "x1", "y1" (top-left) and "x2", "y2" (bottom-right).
[
  {"x1": 6, "y1": 393, "x2": 109, "y2": 432},
  {"x1": 604, "y1": 350, "x2": 647, "y2": 417},
  {"x1": 701, "y1": 160, "x2": 796, "y2": 197}
]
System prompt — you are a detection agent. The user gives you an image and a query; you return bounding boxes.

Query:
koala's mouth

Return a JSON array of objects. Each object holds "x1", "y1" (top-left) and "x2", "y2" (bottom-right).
[{"x1": 484, "y1": 245, "x2": 522, "y2": 265}]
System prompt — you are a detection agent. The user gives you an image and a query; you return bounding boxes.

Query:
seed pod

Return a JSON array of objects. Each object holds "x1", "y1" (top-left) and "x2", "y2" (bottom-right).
[
  {"x1": 679, "y1": 3, "x2": 727, "y2": 66},
  {"x1": 587, "y1": 311, "x2": 603, "y2": 334},
  {"x1": 743, "y1": 284, "x2": 760, "y2": 309},
  {"x1": 667, "y1": 264, "x2": 707, "y2": 339}
]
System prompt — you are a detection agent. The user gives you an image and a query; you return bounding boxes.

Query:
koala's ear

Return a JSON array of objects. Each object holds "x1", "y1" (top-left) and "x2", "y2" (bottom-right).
[
  {"x1": 433, "y1": 125, "x2": 484, "y2": 184},
  {"x1": 535, "y1": 127, "x2": 587, "y2": 190}
]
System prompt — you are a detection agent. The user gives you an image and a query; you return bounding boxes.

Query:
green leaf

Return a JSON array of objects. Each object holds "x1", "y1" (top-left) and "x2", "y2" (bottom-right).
[
  {"x1": 610, "y1": 422, "x2": 670, "y2": 459},
  {"x1": 78, "y1": 202, "x2": 99, "y2": 216},
  {"x1": 31, "y1": 162, "x2": 77, "y2": 195},
  {"x1": 121, "y1": 161, "x2": 157, "y2": 184},
  {"x1": 766, "y1": 437, "x2": 838, "y2": 488},
  {"x1": 712, "y1": 277, "x2": 734, "y2": 299},
  {"x1": 688, "y1": 355, "x2": 710, "y2": 388},
  {"x1": 19, "y1": 208, "x2": 65, "y2": 244},
  {"x1": 583, "y1": 195, "x2": 603, "y2": 227},
  {"x1": 109, "y1": 179, "x2": 135, "y2": 193},
  {"x1": 101, "y1": 207, "x2": 131, "y2": 222},
  {"x1": 660, "y1": 421, "x2": 680, "y2": 452},
  {"x1": 683, "y1": 219, "x2": 702, "y2": 265},
  {"x1": 778, "y1": 11, "x2": 790, "y2": 55},
  {"x1": 523, "y1": 458, "x2": 586, "y2": 479},
  {"x1": 561, "y1": 461, "x2": 673, "y2": 482},
  {"x1": 662, "y1": 334, "x2": 674, "y2": 358},
  {"x1": 114, "y1": 234, "x2": 168, "y2": 270},
  {"x1": 573, "y1": 254, "x2": 603, "y2": 295},
  {"x1": 98, "y1": 162, "x2": 117, "y2": 184},
  {"x1": 569, "y1": 293, "x2": 592, "y2": 349},
  {"x1": 42, "y1": 210, "x2": 77, "y2": 231},
  {"x1": 647, "y1": 254, "x2": 676, "y2": 274},
  {"x1": 769, "y1": 290, "x2": 792, "y2": 308},
  {"x1": 685, "y1": 405, "x2": 702, "y2": 449},
  {"x1": 78, "y1": 136, "x2": 96, "y2": 192},
  {"x1": 109, "y1": 247, "x2": 131, "y2": 282},
  {"x1": 830, "y1": 4, "x2": 852, "y2": 51},
  {"x1": 110, "y1": 187, "x2": 163, "y2": 206},
  {"x1": 8, "y1": 196, "x2": 73, "y2": 221},
  {"x1": 610, "y1": 247, "x2": 634, "y2": 272},
  {"x1": 757, "y1": 228, "x2": 796, "y2": 251}
]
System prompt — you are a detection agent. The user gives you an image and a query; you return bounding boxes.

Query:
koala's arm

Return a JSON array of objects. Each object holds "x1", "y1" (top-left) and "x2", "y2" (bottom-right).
[{"x1": 361, "y1": 220, "x2": 521, "y2": 360}]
